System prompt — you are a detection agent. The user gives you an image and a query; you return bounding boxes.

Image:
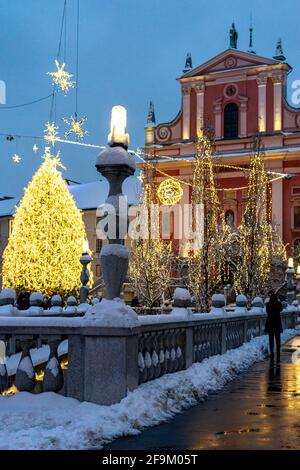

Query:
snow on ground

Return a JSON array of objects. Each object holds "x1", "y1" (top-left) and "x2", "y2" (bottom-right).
[{"x1": 0, "y1": 329, "x2": 298, "y2": 450}]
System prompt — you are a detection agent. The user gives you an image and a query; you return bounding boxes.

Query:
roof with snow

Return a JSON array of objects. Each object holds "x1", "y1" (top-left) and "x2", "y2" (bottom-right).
[{"x1": 0, "y1": 177, "x2": 141, "y2": 218}]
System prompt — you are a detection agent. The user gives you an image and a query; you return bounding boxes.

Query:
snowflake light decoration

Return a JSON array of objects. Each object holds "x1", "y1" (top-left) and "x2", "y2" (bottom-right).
[
  {"x1": 47, "y1": 60, "x2": 75, "y2": 94},
  {"x1": 63, "y1": 115, "x2": 87, "y2": 140},
  {"x1": 157, "y1": 178, "x2": 183, "y2": 206},
  {"x1": 32, "y1": 144, "x2": 39, "y2": 153},
  {"x1": 44, "y1": 121, "x2": 59, "y2": 146},
  {"x1": 12, "y1": 154, "x2": 21, "y2": 163}
]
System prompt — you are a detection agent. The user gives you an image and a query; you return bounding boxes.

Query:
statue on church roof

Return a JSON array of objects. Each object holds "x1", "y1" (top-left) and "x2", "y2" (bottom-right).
[
  {"x1": 229, "y1": 23, "x2": 238, "y2": 49},
  {"x1": 273, "y1": 38, "x2": 286, "y2": 61},
  {"x1": 147, "y1": 101, "x2": 156, "y2": 126},
  {"x1": 182, "y1": 52, "x2": 193, "y2": 73}
]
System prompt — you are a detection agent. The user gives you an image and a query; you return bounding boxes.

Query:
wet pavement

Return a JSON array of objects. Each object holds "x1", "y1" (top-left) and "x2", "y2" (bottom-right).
[{"x1": 105, "y1": 337, "x2": 300, "y2": 450}]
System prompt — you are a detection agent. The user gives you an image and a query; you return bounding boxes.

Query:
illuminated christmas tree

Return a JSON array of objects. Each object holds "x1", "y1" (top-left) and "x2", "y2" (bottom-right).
[
  {"x1": 186, "y1": 132, "x2": 226, "y2": 311},
  {"x1": 2, "y1": 148, "x2": 90, "y2": 296},
  {"x1": 130, "y1": 164, "x2": 173, "y2": 308},
  {"x1": 233, "y1": 137, "x2": 286, "y2": 296}
]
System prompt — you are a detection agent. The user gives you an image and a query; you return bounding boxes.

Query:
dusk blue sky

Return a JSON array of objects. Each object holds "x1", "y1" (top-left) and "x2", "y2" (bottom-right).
[{"x1": 0, "y1": 0, "x2": 299, "y2": 197}]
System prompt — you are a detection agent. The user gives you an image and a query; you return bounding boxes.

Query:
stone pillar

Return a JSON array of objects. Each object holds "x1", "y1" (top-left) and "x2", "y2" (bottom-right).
[
  {"x1": 257, "y1": 73, "x2": 268, "y2": 133},
  {"x1": 145, "y1": 125, "x2": 155, "y2": 145},
  {"x1": 195, "y1": 82, "x2": 205, "y2": 135},
  {"x1": 271, "y1": 174, "x2": 283, "y2": 238},
  {"x1": 182, "y1": 86, "x2": 191, "y2": 140},
  {"x1": 213, "y1": 98, "x2": 223, "y2": 139},
  {"x1": 272, "y1": 72, "x2": 284, "y2": 131},
  {"x1": 67, "y1": 328, "x2": 139, "y2": 406},
  {"x1": 239, "y1": 97, "x2": 248, "y2": 137}
]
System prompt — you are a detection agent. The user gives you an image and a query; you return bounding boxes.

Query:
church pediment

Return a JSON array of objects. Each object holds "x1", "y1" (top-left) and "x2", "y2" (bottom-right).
[{"x1": 181, "y1": 49, "x2": 284, "y2": 78}]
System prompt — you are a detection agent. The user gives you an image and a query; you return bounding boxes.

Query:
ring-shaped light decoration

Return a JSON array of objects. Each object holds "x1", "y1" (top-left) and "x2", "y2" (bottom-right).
[{"x1": 157, "y1": 178, "x2": 183, "y2": 206}]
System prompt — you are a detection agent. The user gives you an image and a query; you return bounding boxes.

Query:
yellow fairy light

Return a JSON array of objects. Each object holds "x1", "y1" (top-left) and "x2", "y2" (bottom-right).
[
  {"x1": 44, "y1": 121, "x2": 59, "y2": 146},
  {"x1": 12, "y1": 153, "x2": 21, "y2": 163},
  {"x1": 1, "y1": 384, "x2": 18, "y2": 396},
  {"x1": 2, "y1": 149, "x2": 92, "y2": 296},
  {"x1": 47, "y1": 60, "x2": 75, "y2": 94},
  {"x1": 63, "y1": 115, "x2": 87, "y2": 140},
  {"x1": 157, "y1": 178, "x2": 183, "y2": 206}
]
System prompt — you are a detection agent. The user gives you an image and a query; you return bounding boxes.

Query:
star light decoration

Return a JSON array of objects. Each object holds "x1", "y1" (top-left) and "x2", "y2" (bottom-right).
[
  {"x1": 44, "y1": 121, "x2": 59, "y2": 146},
  {"x1": 12, "y1": 153, "x2": 21, "y2": 163},
  {"x1": 47, "y1": 60, "x2": 75, "y2": 94},
  {"x1": 63, "y1": 114, "x2": 88, "y2": 140}
]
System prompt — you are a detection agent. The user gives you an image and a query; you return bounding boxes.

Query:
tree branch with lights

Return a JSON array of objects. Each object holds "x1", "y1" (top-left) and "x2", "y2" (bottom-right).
[
  {"x1": 129, "y1": 164, "x2": 173, "y2": 308},
  {"x1": 233, "y1": 136, "x2": 286, "y2": 297},
  {"x1": 184, "y1": 132, "x2": 228, "y2": 311}
]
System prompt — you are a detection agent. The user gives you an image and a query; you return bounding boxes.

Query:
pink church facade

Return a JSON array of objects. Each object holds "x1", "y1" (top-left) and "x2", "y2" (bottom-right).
[{"x1": 144, "y1": 45, "x2": 300, "y2": 257}]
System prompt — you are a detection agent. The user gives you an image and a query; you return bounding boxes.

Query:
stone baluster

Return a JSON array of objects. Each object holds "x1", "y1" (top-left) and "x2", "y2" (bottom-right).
[
  {"x1": 28, "y1": 292, "x2": 44, "y2": 316},
  {"x1": 250, "y1": 296, "x2": 264, "y2": 314},
  {"x1": 15, "y1": 340, "x2": 36, "y2": 392},
  {"x1": 50, "y1": 295, "x2": 63, "y2": 314},
  {"x1": 0, "y1": 288, "x2": 18, "y2": 316},
  {"x1": 43, "y1": 338, "x2": 64, "y2": 393},
  {"x1": 64, "y1": 296, "x2": 78, "y2": 315},
  {"x1": 234, "y1": 294, "x2": 248, "y2": 315},
  {"x1": 210, "y1": 294, "x2": 226, "y2": 316},
  {"x1": 0, "y1": 340, "x2": 8, "y2": 393},
  {"x1": 170, "y1": 288, "x2": 193, "y2": 318}
]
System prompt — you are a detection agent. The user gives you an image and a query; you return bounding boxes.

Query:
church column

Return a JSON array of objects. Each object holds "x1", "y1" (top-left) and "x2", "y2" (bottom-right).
[
  {"x1": 239, "y1": 97, "x2": 248, "y2": 138},
  {"x1": 195, "y1": 82, "x2": 205, "y2": 135},
  {"x1": 213, "y1": 98, "x2": 223, "y2": 139},
  {"x1": 256, "y1": 73, "x2": 268, "y2": 133},
  {"x1": 270, "y1": 160, "x2": 283, "y2": 237},
  {"x1": 272, "y1": 72, "x2": 284, "y2": 131},
  {"x1": 182, "y1": 86, "x2": 191, "y2": 140}
]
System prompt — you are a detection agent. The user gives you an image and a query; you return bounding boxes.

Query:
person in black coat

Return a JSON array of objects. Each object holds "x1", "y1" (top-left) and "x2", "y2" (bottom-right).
[
  {"x1": 265, "y1": 291, "x2": 283, "y2": 362},
  {"x1": 17, "y1": 289, "x2": 30, "y2": 311}
]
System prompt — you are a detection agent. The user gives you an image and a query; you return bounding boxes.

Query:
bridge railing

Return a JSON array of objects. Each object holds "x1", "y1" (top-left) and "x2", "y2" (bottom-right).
[{"x1": 0, "y1": 308, "x2": 297, "y2": 404}]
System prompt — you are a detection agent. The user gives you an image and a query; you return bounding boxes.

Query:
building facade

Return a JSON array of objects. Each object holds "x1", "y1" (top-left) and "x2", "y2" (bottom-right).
[{"x1": 144, "y1": 39, "x2": 300, "y2": 257}]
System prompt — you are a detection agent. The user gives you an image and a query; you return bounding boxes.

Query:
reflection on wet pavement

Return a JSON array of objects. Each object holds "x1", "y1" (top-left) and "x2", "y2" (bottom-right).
[{"x1": 105, "y1": 337, "x2": 300, "y2": 450}]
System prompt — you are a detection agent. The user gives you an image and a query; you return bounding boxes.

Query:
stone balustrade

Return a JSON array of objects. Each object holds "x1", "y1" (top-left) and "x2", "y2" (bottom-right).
[{"x1": 0, "y1": 306, "x2": 297, "y2": 404}]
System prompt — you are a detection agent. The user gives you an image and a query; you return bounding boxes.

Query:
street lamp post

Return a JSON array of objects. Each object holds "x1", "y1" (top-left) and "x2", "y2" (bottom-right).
[
  {"x1": 95, "y1": 106, "x2": 136, "y2": 300},
  {"x1": 286, "y1": 257, "x2": 295, "y2": 305}
]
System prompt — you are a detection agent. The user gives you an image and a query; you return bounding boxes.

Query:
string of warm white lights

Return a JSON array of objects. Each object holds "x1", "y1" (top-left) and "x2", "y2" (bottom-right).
[
  {"x1": 1, "y1": 127, "x2": 289, "y2": 191},
  {"x1": 133, "y1": 149, "x2": 288, "y2": 192},
  {"x1": 143, "y1": 150, "x2": 289, "y2": 180}
]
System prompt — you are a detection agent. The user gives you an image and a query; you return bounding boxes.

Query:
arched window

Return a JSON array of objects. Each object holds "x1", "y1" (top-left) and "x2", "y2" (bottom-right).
[{"x1": 224, "y1": 103, "x2": 239, "y2": 139}]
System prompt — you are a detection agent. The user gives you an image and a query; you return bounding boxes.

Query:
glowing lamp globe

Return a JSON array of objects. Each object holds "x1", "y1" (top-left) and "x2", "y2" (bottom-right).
[
  {"x1": 82, "y1": 239, "x2": 89, "y2": 255},
  {"x1": 288, "y1": 257, "x2": 294, "y2": 269},
  {"x1": 107, "y1": 105, "x2": 130, "y2": 149}
]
